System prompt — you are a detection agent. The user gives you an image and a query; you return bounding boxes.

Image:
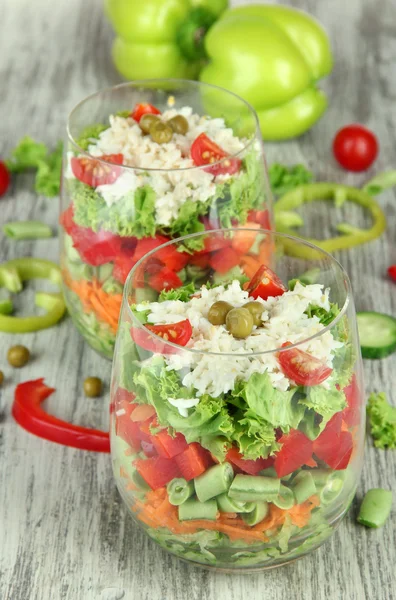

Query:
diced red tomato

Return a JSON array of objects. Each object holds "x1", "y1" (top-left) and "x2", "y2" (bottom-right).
[
  {"x1": 135, "y1": 456, "x2": 181, "y2": 490},
  {"x1": 247, "y1": 264, "x2": 286, "y2": 300},
  {"x1": 71, "y1": 153, "x2": 123, "y2": 187},
  {"x1": 59, "y1": 205, "x2": 75, "y2": 234},
  {"x1": 130, "y1": 103, "x2": 161, "y2": 122},
  {"x1": 175, "y1": 442, "x2": 213, "y2": 481},
  {"x1": 130, "y1": 319, "x2": 192, "y2": 354},
  {"x1": 133, "y1": 236, "x2": 169, "y2": 263},
  {"x1": 274, "y1": 430, "x2": 313, "y2": 478},
  {"x1": 341, "y1": 375, "x2": 361, "y2": 427},
  {"x1": 278, "y1": 342, "x2": 333, "y2": 386},
  {"x1": 226, "y1": 447, "x2": 274, "y2": 475},
  {"x1": 231, "y1": 223, "x2": 261, "y2": 254},
  {"x1": 209, "y1": 247, "x2": 241, "y2": 274},
  {"x1": 189, "y1": 253, "x2": 211, "y2": 269},
  {"x1": 130, "y1": 404, "x2": 156, "y2": 422},
  {"x1": 313, "y1": 417, "x2": 353, "y2": 470},
  {"x1": 199, "y1": 233, "x2": 232, "y2": 254},
  {"x1": 151, "y1": 430, "x2": 188, "y2": 458},
  {"x1": 191, "y1": 133, "x2": 241, "y2": 176},
  {"x1": 155, "y1": 245, "x2": 189, "y2": 272},
  {"x1": 115, "y1": 400, "x2": 140, "y2": 451},
  {"x1": 247, "y1": 209, "x2": 272, "y2": 230},
  {"x1": 148, "y1": 268, "x2": 183, "y2": 293}
]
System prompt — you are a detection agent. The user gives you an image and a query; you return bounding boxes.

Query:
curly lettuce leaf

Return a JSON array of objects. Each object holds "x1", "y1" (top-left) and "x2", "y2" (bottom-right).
[
  {"x1": 159, "y1": 282, "x2": 195, "y2": 302},
  {"x1": 6, "y1": 136, "x2": 48, "y2": 172},
  {"x1": 306, "y1": 302, "x2": 340, "y2": 326},
  {"x1": 240, "y1": 372, "x2": 305, "y2": 431},
  {"x1": 298, "y1": 385, "x2": 346, "y2": 434},
  {"x1": 74, "y1": 123, "x2": 108, "y2": 150},
  {"x1": 269, "y1": 163, "x2": 313, "y2": 197},
  {"x1": 367, "y1": 392, "x2": 396, "y2": 449},
  {"x1": 232, "y1": 409, "x2": 280, "y2": 460}
]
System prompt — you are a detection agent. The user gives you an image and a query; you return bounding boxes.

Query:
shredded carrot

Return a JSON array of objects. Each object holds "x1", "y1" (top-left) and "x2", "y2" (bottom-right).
[{"x1": 63, "y1": 269, "x2": 122, "y2": 332}]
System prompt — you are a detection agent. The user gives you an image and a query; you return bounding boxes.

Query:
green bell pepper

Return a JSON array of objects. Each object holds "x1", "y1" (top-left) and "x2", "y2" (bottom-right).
[
  {"x1": 0, "y1": 258, "x2": 66, "y2": 333},
  {"x1": 200, "y1": 4, "x2": 333, "y2": 140},
  {"x1": 105, "y1": 0, "x2": 228, "y2": 80}
]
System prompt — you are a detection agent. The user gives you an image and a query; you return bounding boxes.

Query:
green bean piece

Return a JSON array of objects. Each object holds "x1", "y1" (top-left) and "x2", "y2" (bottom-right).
[
  {"x1": 292, "y1": 471, "x2": 317, "y2": 504},
  {"x1": 273, "y1": 484, "x2": 295, "y2": 510},
  {"x1": 260, "y1": 467, "x2": 278, "y2": 478},
  {"x1": 167, "y1": 478, "x2": 194, "y2": 506},
  {"x1": 357, "y1": 489, "x2": 393, "y2": 528},
  {"x1": 320, "y1": 471, "x2": 346, "y2": 505},
  {"x1": 216, "y1": 493, "x2": 255, "y2": 514},
  {"x1": 228, "y1": 475, "x2": 280, "y2": 503},
  {"x1": 131, "y1": 470, "x2": 151, "y2": 491},
  {"x1": 3, "y1": 220, "x2": 52, "y2": 240},
  {"x1": 0, "y1": 299, "x2": 13, "y2": 315},
  {"x1": 242, "y1": 502, "x2": 269, "y2": 526},
  {"x1": 178, "y1": 497, "x2": 218, "y2": 521},
  {"x1": 309, "y1": 469, "x2": 333, "y2": 489},
  {"x1": 194, "y1": 463, "x2": 234, "y2": 503}
]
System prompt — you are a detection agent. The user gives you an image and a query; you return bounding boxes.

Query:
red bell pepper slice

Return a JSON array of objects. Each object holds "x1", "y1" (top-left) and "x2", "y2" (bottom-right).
[
  {"x1": 135, "y1": 456, "x2": 181, "y2": 490},
  {"x1": 274, "y1": 429, "x2": 313, "y2": 478},
  {"x1": 313, "y1": 413, "x2": 353, "y2": 470},
  {"x1": 148, "y1": 268, "x2": 183, "y2": 293},
  {"x1": 151, "y1": 430, "x2": 188, "y2": 458},
  {"x1": 12, "y1": 379, "x2": 110, "y2": 452},
  {"x1": 226, "y1": 447, "x2": 274, "y2": 475},
  {"x1": 175, "y1": 442, "x2": 213, "y2": 481},
  {"x1": 209, "y1": 247, "x2": 241, "y2": 274}
]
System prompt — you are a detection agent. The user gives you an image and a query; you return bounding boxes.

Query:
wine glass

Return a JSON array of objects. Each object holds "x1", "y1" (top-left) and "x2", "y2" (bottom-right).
[
  {"x1": 109, "y1": 228, "x2": 365, "y2": 571},
  {"x1": 59, "y1": 80, "x2": 272, "y2": 358}
]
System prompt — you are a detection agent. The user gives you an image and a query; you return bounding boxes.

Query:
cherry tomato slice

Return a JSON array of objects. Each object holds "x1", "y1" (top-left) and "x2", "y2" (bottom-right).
[
  {"x1": 131, "y1": 319, "x2": 192, "y2": 353},
  {"x1": 71, "y1": 153, "x2": 123, "y2": 187},
  {"x1": 190, "y1": 133, "x2": 241, "y2": 176},
  {"x1": 278, "y1": 342, "x2": 333, "y2": 386},
  {"x1": 130, "y1": 103, "x2": 161, "y2": 122},
  {"x1": 0, "y1": 161, "x2": 10, "y2": 196},
  {"x1": 246, "y1": 264, "x2": 286, "y2": 300},
  {"x1": 333, "y1": 124, "x2": 378, "y2": 172}
]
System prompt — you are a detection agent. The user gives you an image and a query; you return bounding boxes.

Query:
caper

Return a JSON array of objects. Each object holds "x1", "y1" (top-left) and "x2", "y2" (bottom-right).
[
  {"x1": 208, "y1": 301, "x2": 234, "y2": 325},
  {"x1": 149, "y1": 121, "x2": 173, "y2": 144},
  {"x1": 167, "y1": 115, "x2": 189, "y2": 135},
  {"x1": 226, "y1": 308, "x2": 254, "y2": 339},
  {"x1": 243, "y1": 301, "x2": 264, "y2": 327},
  {"x1": 83, "y1": 377, "x2": 103, "y2": 398},
  {"x1": 139, "y1": 113, "x2": 160, "y2": 134},
  {"x1": 0, "y1": 370, "x2": 4, "y2": 385},
  {"x1": 7, "y1": 345, "x2": 30, "y2": 368}
]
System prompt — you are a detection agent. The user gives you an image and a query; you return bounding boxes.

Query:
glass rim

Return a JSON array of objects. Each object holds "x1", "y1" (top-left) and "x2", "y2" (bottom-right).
[
  {"x1": 66, "y1": 78, "x2": 260, "y2": 173},
  {"x1": 124, "y1": 228, "x2": 352, "y2": 357}
]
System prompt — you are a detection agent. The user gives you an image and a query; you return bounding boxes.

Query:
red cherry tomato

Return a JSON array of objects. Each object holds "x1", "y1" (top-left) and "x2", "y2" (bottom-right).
[
  {"x1": 130, "y1": 103, "x2": 161, "y2": 122},
  {"x1": 388, "y1": 265, "x2": 396, "y2": 282},
  {"x1": 0, "y1": 161, "x2": 10, "y2": 196},
  {"x1": 190, "y1": 133, "x2": 241, "y2": 176},
  {"x1": 278, "y1": 342, "x2": 333, "y2": 386},
  {"x1": 246, "y1": 264, "x2": 286, "y2": 300},
  {"x1": 333, "y1": 124, "x2": 378, "y2": 172},
  {"x1": 131, "y1": 319, "x2": 192, "y2": 353},
  {"x1": 71, "y1": 153, "x2": 123, "y2": 187}
]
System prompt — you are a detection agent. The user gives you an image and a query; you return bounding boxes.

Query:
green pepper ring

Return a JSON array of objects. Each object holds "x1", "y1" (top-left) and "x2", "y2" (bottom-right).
[
  {"x1": 274, "y1": 183, "x2": 386, "y2": 258},
  {"x1": 0, "y1": 258, "x2": 66, "y2": 333}
]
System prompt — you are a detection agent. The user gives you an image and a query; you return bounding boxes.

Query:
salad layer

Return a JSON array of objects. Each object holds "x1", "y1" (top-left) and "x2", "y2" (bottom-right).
[
  {"x1": 61, "y1": 101, "x2": 270, "y2": 357},
  {"x1": 111, "y1": 266, "x2": 363, "y2": 568}
]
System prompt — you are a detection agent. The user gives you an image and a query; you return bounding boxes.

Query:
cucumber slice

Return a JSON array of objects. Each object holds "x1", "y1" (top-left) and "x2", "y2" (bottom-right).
[{"x1": 357, "y1": 312, "x2": 396, "y2": 359}]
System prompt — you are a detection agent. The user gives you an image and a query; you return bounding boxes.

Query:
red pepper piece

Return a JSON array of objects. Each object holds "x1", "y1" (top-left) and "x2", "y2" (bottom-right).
[
  {"x1": 150, "y1": 430, "x2": 188, "y2": 458},
  {"x1": 175, "y1": 442, "x2": 213, "y2": 481},
  {"x1": 226, "y1": 446, "x2": 274, "y2": 475},
  {"x1": 12, "y1": 379, "x2": 110, "y2": 452}
]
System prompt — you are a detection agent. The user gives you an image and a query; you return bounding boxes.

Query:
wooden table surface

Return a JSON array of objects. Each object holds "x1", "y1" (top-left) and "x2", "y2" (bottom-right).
[{"x1": 1, "y1": 0, "x2": 395, "y2": 598}]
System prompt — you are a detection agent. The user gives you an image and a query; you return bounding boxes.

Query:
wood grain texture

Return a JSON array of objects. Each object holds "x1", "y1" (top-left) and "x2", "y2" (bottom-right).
[{"x1": 0, "y1": 0, "x2": 395, "y2": 598}]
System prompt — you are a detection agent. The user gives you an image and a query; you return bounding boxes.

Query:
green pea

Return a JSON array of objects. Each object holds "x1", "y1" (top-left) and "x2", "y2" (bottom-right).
[
  {"x1": 207, "y1": 301, "x2": 234, "y2": 325},
  {"x1": 226, "y1": 308, "x2": 254, "y2": 339},
  {"x1": 139, "y1": 113, "x2": 160, "y2": 134},
  {"x1": 149, "y1": 121, "x2": 173, "y2": 144},
  {"x1": 167, "y1": 115, "x2": 189, "y2": 135},
  {"x1": 83, "y1": 377, "x2": 103, "y2": 398},
  {"x1": 7, "y1": 345, "x2": 30, "y2": 368},
  {"x1": 243, "y1": 301, "x2": 264, "y2": 326}
]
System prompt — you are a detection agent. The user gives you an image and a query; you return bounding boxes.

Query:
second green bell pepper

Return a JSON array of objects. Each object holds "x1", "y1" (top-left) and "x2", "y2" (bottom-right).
[
  {"x1": 105, "y1": 0, "x2": 228, "y2": 80},
  {"x1": 200, "y1": 4, "x2": 333, "y2": 140}
]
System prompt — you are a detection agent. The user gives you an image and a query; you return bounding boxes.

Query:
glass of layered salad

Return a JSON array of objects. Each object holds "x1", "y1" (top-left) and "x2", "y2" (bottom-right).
[
  {"x1": 60, "y1": 80, "x2": 272, "y2": 358},
  {"x1": 110, "y1": 228, "x2": 365, "y2": 571}
]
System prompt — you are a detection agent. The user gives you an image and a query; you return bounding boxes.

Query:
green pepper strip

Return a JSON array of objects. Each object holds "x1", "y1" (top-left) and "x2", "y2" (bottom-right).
[
  {"x1": 274, "y1": 183, "x2": 386, "y2": 257},
  {"x1": 0, "y1": 258, "x2": 66, "y2": 333}
]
